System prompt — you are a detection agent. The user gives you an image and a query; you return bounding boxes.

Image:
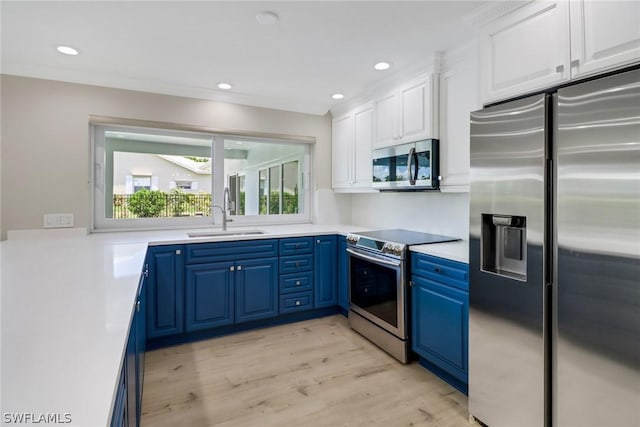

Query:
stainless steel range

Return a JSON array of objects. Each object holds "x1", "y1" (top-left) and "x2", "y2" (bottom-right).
[{"x1": 346, "y1": 229, "x2": 459, "y2": 363}]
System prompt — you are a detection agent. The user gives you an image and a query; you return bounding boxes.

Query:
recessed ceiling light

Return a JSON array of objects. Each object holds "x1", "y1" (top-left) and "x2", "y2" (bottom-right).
[
  {"x1": 57, "y1": 45, "x2": 79, "y2": 56},
  {"x1": 217, "y1": 83, "x2": 232, "y2": 90},
  {"x1": 256, "y1": 11, "x2": 279, "y2": 25},
  {"x1": 331, "y1": 93, "x2": 344, "y2": 100},
  {"x1": 374, "y1": 61, "x2": 392, "y2": 71}
]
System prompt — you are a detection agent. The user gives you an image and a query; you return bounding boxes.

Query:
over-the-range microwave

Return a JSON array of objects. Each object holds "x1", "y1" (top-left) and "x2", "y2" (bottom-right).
[{"x1": 372, "y1": 139, "x2": 440, "y2": 191}]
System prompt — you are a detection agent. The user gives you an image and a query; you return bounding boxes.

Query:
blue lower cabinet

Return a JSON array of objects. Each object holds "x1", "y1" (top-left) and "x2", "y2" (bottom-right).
[
  {"x1": 113, "y1": 272, "x2": 146, "y2": 427},
  {"x1": 111, "y1": 366, "x2": 126, "y2": 427},
  {"x1": 279, "y1": 291, "x2": 313, "y2": 314},
  {"x1": 185, "y1": 262, "x2": 234, "y2": 331},
  {"x1": 146, "y1": 245, "x2": 184, "y2": 339},
  {"x1": 338, "y1": 236, "x2": 349, "y2": 310},
  {"x1": 314, "y1": 235, "x2": 338, "y2": 308},
  {"x1": 236, "y1": 257, "x2": 279, "y2": 323}
]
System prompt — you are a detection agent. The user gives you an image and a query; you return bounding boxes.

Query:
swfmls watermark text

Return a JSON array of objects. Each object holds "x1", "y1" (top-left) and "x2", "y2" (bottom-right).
[{"x1": 3, "y1": 412, "x2": 72, "y2": 424}]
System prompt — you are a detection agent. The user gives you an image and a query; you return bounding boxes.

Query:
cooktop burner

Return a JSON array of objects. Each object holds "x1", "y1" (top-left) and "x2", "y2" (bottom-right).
[{"x1": 353, "y1": 229, "x2": 459, "y2": 246}]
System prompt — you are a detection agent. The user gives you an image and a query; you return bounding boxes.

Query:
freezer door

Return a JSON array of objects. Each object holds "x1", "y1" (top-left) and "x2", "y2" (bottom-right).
[
  {"x1": 555, "y1": 69, "x2": 640, "y2": 427},
  {"x1": 469, "y1": 94, "x2": 549, "y2": 427}
]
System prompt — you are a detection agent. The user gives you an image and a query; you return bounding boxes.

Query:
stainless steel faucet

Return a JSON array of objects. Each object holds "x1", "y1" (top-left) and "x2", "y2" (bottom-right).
[{"x1": 212, "y1": 187, "x2": 233, "y2": 231}]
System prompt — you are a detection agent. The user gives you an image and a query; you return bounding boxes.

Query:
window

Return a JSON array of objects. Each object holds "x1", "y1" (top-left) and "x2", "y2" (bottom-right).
[
  {"x1": 132, "y1": 175, "x2": 151, "y2": 192},
  {"x1": 92, "y1": 123, "x2": 311, "y2": 231},
  {"x1": 174, "y1": 180, "x2": 193, "y2": 190}
]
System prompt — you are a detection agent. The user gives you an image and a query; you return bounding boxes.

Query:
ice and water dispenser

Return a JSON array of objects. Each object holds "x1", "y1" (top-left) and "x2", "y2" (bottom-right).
[{"x1": 481, "y1": 214, "x2": 527, "y2": 281}]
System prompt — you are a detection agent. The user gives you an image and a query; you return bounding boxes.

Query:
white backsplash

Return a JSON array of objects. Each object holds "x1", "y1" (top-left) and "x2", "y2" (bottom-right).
[{"x1": 349, "y1": 192, "x2": 469, "y2": 238}]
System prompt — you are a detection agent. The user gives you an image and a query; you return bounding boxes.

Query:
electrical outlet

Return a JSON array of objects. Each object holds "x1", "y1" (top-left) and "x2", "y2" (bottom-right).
[{"x1": 43, "y1": 213, "x2": 74, "y2": 229}]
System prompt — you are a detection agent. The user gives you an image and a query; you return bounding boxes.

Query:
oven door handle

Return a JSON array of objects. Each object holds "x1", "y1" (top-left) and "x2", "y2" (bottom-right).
[{"x1": 346, "y1": 247, "x2": 402, "y2": 268}]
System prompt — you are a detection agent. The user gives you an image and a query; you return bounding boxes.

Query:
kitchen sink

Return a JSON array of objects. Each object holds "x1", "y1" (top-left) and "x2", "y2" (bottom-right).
[{"x1": 187, "y1": 230, "x2": 266, "y2": 238}]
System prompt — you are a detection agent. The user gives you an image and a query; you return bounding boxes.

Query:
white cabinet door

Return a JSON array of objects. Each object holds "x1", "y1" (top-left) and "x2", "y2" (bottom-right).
[
  {"x1": 439, "y1": 61, "x2": 478, "y2": 192},
  {"x1": 399, "y1": 75, "x2": 438, "y2": 144},
  {"x1": 570, "y1": 0, "x2": 640, "y2": 78},
  {"x1": 480, "y1": 1, "x2": 570, "y2": 104},
  {"x1": 373, "y1": 91, "x2": 397, "y2": 149},
  {"x1": 352, "y1": 103, "x2": 374, "y2": 189},
  {"x1": 331, "y1": 113, "x2": 353, "y2": 189}
]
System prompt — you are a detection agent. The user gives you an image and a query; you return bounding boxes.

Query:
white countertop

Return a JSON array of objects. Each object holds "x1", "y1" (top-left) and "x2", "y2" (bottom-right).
[
  {"x1": 410, "y1": 240, "x2": 469, "y2": 264},
  {"x1": 0, "y1": 223, "x2": 368, "y2": 427},
  {"x1": 0, "y1": 223, "x2": 464, "y2": 426}
]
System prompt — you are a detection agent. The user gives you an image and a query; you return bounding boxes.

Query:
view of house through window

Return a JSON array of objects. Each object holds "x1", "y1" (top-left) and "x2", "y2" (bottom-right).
[{"x1": 93, "y1": 125, "x2": 310, "y2": 230}]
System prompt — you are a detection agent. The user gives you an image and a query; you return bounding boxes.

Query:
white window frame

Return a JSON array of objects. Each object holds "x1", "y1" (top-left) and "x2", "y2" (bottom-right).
[{"x1": 91, "y1": 123, "x2": 312, "y2": 232}]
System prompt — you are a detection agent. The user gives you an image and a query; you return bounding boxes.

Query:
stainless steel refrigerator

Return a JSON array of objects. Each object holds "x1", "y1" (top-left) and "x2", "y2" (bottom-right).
[{"x1": 469, "y1": 68, "x2": 640, "y2": 427}]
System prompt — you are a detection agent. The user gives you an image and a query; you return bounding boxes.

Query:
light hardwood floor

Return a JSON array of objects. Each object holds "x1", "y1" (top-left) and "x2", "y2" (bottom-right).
[{"x1": 141, "y1": 315, "x2": 470, "y2": 427}]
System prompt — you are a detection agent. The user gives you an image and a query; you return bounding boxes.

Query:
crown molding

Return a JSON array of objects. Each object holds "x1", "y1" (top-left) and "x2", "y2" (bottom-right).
[{"x1": 463, "y1": 1, "x2": 532, "y2": 28}]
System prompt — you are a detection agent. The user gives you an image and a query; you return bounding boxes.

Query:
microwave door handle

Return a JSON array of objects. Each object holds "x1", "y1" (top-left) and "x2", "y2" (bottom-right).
[{"x1": 407, "y1": 147, "x2": 416, "y2": 185}]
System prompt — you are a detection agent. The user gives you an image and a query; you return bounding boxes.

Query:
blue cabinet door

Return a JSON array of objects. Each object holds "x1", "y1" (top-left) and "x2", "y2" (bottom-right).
[
  {"x1": 135, "y1": 273, "x2": 146, "y2": 423},
  {"x1": 411, "y1": 275, "x2": 468, "y2": 383},
  {"x1": 236, "y1": 257, "x2": 278, "y2": 323},
  {"x1": 146, "y1": 245, "x2": 184, "y2": 339},
  {"x1": 126, "y1": 308, "x2": 137, "y2": 427},
  {"x1": 314, "y1": 235, "x2": 338, "y2": 308},
  {"x1": 185, "y1": 262, "x2": 234, "y2": 331},
  {"x1": 338, "y1": 236, "x2": 349, "y2": 310}
]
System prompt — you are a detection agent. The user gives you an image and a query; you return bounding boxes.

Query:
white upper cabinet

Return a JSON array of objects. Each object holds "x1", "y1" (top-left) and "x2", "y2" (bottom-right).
[
  {"x1": 332, "y1": 103, "x2": 375, "y2": 193},
  {"x1": 569, "y1": 0, "x2": 640, "y2": 78},
  {"x1": 331, "y1": 113, "x2": 353, "y2": 190},
  {"x1": 439, "y1": 46, "x2": 479, "y2": 192},
  {"x1": 373, "y1": 92, "x2": 397, "y2": 148},
  {"x1": 373, "y1": 74, "x2": 438, "y2": 148},
  {"x1": 480, "y1": 0, "x2": 640, "y2": 105},
  {"x1": 480, "y1": 1, "x2": 570, "y2": 104},
  {"x1": 352, "y1": 103, "x2": 374, "y2": 190}
]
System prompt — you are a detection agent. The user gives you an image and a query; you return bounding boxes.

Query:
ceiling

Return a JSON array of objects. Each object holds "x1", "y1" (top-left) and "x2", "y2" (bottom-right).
[{"x1": 1, "y1": 1, "x2": 492, "y2": 115}]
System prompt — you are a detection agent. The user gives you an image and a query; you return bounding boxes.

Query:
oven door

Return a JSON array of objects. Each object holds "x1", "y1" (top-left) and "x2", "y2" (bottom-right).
[{"x1": 347, "y1": 247, "x2": 406, "y2": 339}]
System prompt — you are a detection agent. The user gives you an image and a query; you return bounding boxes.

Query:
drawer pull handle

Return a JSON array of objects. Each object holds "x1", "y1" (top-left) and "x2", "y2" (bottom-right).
[{"x1": 295, "y1": 300, "x2": 301, "y2": 306}]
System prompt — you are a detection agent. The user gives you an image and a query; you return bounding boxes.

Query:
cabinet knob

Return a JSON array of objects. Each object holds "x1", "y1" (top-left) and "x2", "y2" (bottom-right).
[
  {"x1": 237, "y1": 265, "x2": 242, "y2": 271},
  {"x1": 435, "y1": 267, "x2": 442, "y2": 273},
  {"x1": 295, "y1": 300, "x2": 301, "y2": 306},
  {"x1": 295, "y1": 244, "x2": 300, "y2": 249},
  {"x1": 317, "y1": 240, "x2": 321, "y2": 244},
  {"x1": 295, "y1": 261, "x2": 300, "y2": 267},
  {"x1": 175, "y1": 249, "x2": 181, "y2": 255},
  {"x1": 136, "y1": 300, "x2": 141, "y2": 312},
  {"x1": 409, "y1": 281, "x2": 415, "y2": 287},
  {"x1": 296, "y1": 281, "x2": 301, "y2": 286},
  {"x1": 230, "y1": 266, "x2": 235, "y2": 272}
]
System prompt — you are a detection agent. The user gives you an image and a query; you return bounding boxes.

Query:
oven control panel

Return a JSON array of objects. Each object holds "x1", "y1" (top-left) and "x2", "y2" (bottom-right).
[{"x1": 382, "y1": 242, "x2": 405, "y2": 256}]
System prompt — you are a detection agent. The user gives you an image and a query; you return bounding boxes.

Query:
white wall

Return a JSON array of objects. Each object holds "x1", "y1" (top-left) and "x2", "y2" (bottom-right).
[
  {"x1": 350, "y1": 192, "x2": 469, "y2": 238},
  {"x1": 0, "y1": 75, "x2": 345, "y2": 239}
]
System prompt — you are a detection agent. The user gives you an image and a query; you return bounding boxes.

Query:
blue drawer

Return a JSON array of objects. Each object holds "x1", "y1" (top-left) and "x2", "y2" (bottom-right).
[
  {"x1": 279, "y1": 291, "x2": 313, "y2": 314},
  {"x1": 280, "y1": 271, "x2": 313, "y2": 294},
  {"x1": 411, "y1": 252, "x2": 469, "y2": 291},
  {"x1": 279, "y1": 237, "x2": 314, "y2": 256},
  {"x1": 186, "y1": 239, "x2": 278, "y2": 264},
  {"x1": 279, "y1": 254, "x2": 313, "y2": 274}
]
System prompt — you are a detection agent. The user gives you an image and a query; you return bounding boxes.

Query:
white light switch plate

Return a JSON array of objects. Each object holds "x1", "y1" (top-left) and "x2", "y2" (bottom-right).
[{"x1": 44, "y1": 213, "x2": 74, "y2": 228}]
